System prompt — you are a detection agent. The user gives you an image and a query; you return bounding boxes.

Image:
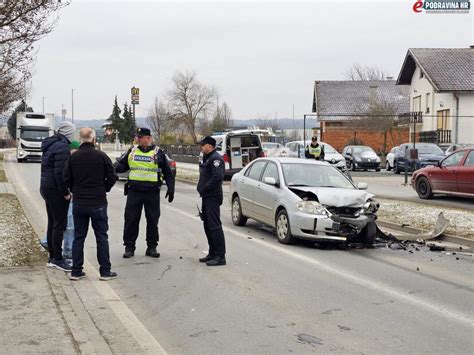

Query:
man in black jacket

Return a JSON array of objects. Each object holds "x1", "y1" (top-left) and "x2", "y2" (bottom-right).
[
  {"x1": 63, "y1": 127, "x2": 118, "y2": 281},
  {"x1": 197, "y1": 136, "x2": 226, "y2": 266},
  {"x1": 115, "y1": 127, "x2": 175, "y2": 259},
  {"x1": 40, "y1": 121, "x2": 75, "y2": 272}
]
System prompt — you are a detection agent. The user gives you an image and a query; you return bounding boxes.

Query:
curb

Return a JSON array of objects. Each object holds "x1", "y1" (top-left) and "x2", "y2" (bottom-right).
[{"x1": 376, "y1": 220, "x2": 474, "y2": 249}]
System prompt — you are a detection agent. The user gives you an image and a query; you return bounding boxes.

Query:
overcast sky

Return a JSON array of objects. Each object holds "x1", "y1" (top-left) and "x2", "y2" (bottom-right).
[{"x1": 28, "y1": 0, "x2": 472, "y2": 121}]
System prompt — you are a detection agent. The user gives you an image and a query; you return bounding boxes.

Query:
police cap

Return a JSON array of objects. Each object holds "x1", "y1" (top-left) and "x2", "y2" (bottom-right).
[
  {"x1": 198, "y1": 136, "x2": 216, "y2": 146},
  {"x1": 136, "y1": 127, "x2": 151, "y2": 137}
]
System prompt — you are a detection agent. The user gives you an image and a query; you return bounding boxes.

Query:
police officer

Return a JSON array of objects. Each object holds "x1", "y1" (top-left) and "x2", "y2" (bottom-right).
[
  {"x1": 115, "y1": 127, "x2": 175, "y2": 258},
  {"x1": 305, "y1": 136, "x2": 325, "y2": 161},
  {"x1": 197, "y1": 136, "x2": 226, "y2": 266}
]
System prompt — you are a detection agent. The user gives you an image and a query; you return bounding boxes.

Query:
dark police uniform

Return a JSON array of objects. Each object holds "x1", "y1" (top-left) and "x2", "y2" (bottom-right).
[
  {"x1": 115, "y1": 128, "x2": 175, "y2": 258},
  {"x1": 197, "y1": 137, "x2": 226, "y2": 266},
  {"x1": 305, "y1": 139, "x2": 325, "y2": 161}
]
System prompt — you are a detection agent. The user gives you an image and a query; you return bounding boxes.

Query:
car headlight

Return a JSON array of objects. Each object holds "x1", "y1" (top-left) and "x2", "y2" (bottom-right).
[
  {"x1": 354, "y1": 157, "x2": 361, "y2": 162},
  {"x1": 296, "y1": 201, "x2": 327, "y2": 215},
  {"x1": 375, "y1": 156, "x2": 381, "y2": 162}
]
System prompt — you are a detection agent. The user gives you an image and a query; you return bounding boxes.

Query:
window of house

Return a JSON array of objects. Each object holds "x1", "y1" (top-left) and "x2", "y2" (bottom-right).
[
  {"x1": 413, "y1": 96, "x2": 422, "y2": 112},
  {"x1": 425, "y1": 93, "x2": 430, "y2": 113},
  {"x1": 437, "y1": 109, "x2": 450, "y2": 130}
]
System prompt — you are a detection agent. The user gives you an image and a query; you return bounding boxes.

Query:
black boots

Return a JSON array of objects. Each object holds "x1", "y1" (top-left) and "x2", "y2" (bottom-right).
[
  {"x1": 206, "y1": 256, "x2": 226, "y2": 266},
  {"x1": 199, "y1": 254, "x2": 214, "y2": 263},
  {"x1": 123, "y1": 250, "x2": 134, "y2": 258},
  {"x1": 145, "y1": 247, "x2": 160, "y2": 258}
]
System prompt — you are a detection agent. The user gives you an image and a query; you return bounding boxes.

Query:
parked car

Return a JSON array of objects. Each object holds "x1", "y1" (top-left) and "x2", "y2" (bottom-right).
[
  {"x1": 211, "y1": 130, "x2": 264, "y2": 177},
  {"x1": 393, "y1": 143, "x2": 445, "y2": 174},
  {"x1": 261, "y1": 142, "x2": 288, "y2": 157},
  {"x1": 385, "y1": 146, "x2": 399, "y2": 171},
  {"x1": 114, "y1": 151, "x2": 177, "y2": 180},
  {"x1": 342, "y1": 145, "x2": 381, "y2": 171},
  {"x1": 230, "y1": 158, "x2": 379, "y2": 245},
  {"x1": 411, "y1": 148, "x2": 474, "y2": 199},
  {"x1": 285, "y1": 140, "x2": 347, "y2": 173},
  {"x1": 443, "y1": 143, "x2": 474, "y2": 155}
]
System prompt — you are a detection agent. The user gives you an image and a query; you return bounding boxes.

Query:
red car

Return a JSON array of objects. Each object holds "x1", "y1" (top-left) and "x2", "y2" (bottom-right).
[{"x1": 411, "y1": 148, "x2": 474, "y2": 199}]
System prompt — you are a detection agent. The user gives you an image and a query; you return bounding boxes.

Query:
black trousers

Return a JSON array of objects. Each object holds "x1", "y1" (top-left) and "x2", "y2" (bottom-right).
[
  {"x1": 40, "y1": 187, "x2": 70, "y2": 261},
  {"x1": 123, "y1": 189, "x2": 160, "y2": 251},
  {"x1": 72, "y1": 204, "x2": 111, "y2": 275},
  {"x1": 202, "y1": 195, "x2": 226, "y2": 258}
]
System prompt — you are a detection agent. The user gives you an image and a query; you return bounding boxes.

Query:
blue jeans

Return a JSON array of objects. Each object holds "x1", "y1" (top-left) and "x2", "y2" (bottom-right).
[
  {"x1": 41, "y1": 202, "x2": 74, "y2": 258},
  {"x1": 72, "y1": 204, "x2": 111, "y2": 275}
]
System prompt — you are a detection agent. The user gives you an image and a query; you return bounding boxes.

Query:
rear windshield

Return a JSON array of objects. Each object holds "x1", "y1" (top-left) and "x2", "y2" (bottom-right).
[{"x1": 404, "y1": 144, "x2": 443, "y2": 155}]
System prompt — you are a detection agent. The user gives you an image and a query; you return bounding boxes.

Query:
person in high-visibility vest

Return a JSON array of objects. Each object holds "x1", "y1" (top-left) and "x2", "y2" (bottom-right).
[
  {"x1": 115, "y1": 127, "x2": 175, "y2": 259},
  {"x1": 305, "y1": 136, "x2": 325, "y2": 161}
]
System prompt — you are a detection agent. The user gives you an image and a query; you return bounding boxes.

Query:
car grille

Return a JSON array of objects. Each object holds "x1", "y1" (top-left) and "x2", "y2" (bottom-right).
[{"x1": 326, "y1": 206, "x2": 360, "y2": 217}]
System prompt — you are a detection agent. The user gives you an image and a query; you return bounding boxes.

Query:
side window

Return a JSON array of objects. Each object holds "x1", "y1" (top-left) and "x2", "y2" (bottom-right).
[
  {"x1": 464, "y1": 151, "x2": 474, "y2": 167},
  {"x1": 261, "y1": 162, "x2": 279, "y2": 183},
  {"x1": 442, "y1": 151, "x2": 465, "y2": 167},
  {"x1": 246, "y1": 161, "x2": 267, "y2": 180}
]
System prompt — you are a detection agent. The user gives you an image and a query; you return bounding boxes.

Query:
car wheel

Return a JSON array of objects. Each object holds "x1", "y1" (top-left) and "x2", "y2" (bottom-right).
[
  {"x1": 231, "y1": 196, "x2": 248, "y2": 226},
  {"x1": 17, "y1": 158, "x2": 25, "y2": 163},
  {"x1": 358, "y1": 218, "x2": 376, "y2": 246},
  {"x1": 416, "y1": 177, "x2": 433, "y2": 199},
  {"x1": 375, "y1": 168, "x2": 380, "y2": 172},
  {"x1": 386, "y1": 161, "x2": 392, "y2": 171},
  {"x1": 393, "y1": 161, "x2": 401, "y2": 174},
  {"x1": 275, "y1": 209, "x2": 296, "y2": 244}
]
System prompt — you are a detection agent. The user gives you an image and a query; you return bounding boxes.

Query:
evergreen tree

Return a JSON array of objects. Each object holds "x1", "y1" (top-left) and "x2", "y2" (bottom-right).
[
  {"x1": 103, "y1": 96, "x2": 123, "y2": 142},
  {"x1": 121, "y1": 103, "x2": 137, "y2": 144},
  {"x1": 7, "y1": 100, "x2": 33, "y2": 139}
]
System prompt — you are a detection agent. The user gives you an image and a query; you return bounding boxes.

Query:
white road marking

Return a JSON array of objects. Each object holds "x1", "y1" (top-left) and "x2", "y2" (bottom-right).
[{"x1": 163, "y1": 203, "x2": 474, "y2": 328}]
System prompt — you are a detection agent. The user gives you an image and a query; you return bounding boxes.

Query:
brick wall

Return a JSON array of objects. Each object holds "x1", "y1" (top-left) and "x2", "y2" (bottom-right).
[{"x1": 321, "y1": 122, "x2": 410, "y2": 154}]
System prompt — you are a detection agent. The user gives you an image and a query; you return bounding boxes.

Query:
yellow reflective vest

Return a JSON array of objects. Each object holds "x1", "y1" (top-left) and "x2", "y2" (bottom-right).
[
  {"x1": 308, "y1": 145, "x2": 322, "y2": 158},
  {"x1": 128, "y1": 147, "x2": 162, "y2": 183}
]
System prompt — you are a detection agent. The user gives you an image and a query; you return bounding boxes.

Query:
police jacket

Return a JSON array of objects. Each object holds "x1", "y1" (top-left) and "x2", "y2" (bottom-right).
[
  {"x1": 305, "y1": 143, "x2": 325, "y2": 161},
  {"x1": 197, "y1": 149, "x2": 224, "y2": 198},
  {"x1": 40, "y1": 133, "x2": 71, "y2": 196},
  {"x1": 63, "y1": 142, "x2": 117, "y2": 207},
  {"x1": 115, "y1": 144, "x2": 175, "y2": 193}
]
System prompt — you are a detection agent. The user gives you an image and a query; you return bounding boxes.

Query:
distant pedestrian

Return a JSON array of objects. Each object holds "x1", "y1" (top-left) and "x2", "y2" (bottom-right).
[
  {"x1": 40, "y1": 121, "x2": 75, "y2": 272},
  {"x1": 115, "y1": 127, "x2": 175, "y2": 259},
  {"x1": 63, "y1": 128, "x2": 118, "y2": 281},
  {"x1": 305, "y1": 136, "x2": 325, "y2": 161},
  {"x1": 197, "y1": 136, "x2": 226, "y2": 266}
]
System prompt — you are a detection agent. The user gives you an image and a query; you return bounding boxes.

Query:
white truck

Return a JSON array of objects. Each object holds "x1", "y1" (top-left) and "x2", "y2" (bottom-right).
[{"x1": 16, "y1": 112, "x2": 54, "y2": 162}]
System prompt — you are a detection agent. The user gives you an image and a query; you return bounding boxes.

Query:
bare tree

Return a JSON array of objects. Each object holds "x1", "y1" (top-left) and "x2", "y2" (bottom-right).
[
  {"x1": 211, "y1": 101, "x2": 233, "y2": 132},
  {"x1": 147, "y1": 97, "x2": 173, "y2": 139},
  {"x1": 167, "y1": 71, "x2": 216, "y2": 143},
  {"x1": 0, "y1": 1, "x2": 69, "y2": 112},
  {"x1": 343, "y1": 63, "x2": 389, "y2": 81},
  {"x1": 255, "y1": 115, "x2": 280, "y2": 133}
]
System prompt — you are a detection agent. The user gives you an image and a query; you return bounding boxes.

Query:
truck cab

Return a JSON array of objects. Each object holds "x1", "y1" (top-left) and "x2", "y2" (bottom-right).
[{"x1": 17, "y1": 112, "x2": 54, "y2": 162}]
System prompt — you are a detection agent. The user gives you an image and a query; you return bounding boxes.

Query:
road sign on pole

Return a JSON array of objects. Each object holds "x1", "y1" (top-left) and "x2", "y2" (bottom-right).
[{"x1": 131, "y1": 87, "x2": 139, "y2": 105}]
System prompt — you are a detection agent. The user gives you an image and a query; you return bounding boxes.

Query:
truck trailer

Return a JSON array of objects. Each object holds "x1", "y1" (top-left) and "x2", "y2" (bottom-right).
[{"x1": 16, "y1": 112, "x2": 54, "y2": 162}]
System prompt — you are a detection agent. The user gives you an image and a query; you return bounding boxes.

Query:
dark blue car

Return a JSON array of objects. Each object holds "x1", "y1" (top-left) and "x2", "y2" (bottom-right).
[{"x1": 393, "y1": 143, "x2": 446, "y2": 174}]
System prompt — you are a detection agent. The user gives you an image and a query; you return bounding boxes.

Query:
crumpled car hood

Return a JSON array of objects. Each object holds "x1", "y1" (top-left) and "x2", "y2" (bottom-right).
[{"x1": 290, "y1": 186, "x2": 374, "y2": 207}]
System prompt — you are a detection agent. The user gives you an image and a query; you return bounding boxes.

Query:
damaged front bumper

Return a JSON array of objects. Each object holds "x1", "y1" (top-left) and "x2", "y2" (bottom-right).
[{"x1": 288, "y1": 210, "x2": 372, "y2": 242}]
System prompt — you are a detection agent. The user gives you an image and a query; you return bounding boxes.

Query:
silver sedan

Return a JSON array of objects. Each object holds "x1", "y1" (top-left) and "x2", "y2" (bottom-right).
[{"x1": 229, "y1": 158, "x2": 379, "y2": 245}]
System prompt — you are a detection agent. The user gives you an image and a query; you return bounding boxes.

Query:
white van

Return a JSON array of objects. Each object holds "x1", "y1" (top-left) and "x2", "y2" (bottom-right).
[{"x1": 211, "y1": 130, "x2": 264, "y2": 177}]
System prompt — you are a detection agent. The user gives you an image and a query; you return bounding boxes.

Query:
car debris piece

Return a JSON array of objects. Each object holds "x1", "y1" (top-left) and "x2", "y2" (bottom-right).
[{"x1": 428, "y1": 244, "x2": 445, "y2": 252}]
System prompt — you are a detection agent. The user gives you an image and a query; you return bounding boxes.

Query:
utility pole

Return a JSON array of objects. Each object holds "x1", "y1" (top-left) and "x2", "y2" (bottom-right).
[
  {"x1": 42, "y1": 97, "x2": 45, "y2": 113},
  {"x1": 71, "y1": 89, "x2": 75, "y2": 123}
]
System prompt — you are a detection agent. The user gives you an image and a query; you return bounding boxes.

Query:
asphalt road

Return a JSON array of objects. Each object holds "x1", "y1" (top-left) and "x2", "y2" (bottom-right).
[{"x1": 6, "y1": 157, "x2": 474, "y2": 354}]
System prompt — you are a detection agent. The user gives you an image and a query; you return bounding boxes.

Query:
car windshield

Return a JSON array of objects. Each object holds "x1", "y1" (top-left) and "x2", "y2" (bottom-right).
[
  {"x1": 405, "y1": 144, "x2": 443, "y2": 155},
  {"x1": 282, "y1": 163, "x2": 354, "y2": 189},
  {"x1": 352, "y1": 146, "x2": 375, "y2": 155},
  {"x1": 321, "y1": 143, "x2": 337, "y2": 154}
]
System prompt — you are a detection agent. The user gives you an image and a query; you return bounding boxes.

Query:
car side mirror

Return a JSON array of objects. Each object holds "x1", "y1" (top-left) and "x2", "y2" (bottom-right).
[
  {"x1": 346, "y1": 152, "x2": 352, "y2": 156},
  {"x1": 357, "y1": 182, "x2": 368, "y2": 190},
  {"x1": 264, "y1": 176, "x2": 279, "y2": 187}
]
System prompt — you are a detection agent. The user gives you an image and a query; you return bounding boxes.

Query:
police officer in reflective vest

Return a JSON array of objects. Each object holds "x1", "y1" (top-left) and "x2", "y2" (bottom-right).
[
  {"x1": 197, "y1": 136, "x2": 226, "y2": 266},
  {"x1": 115, "y1": 127, "x2": 175, "y2": 258},
  {"x1": 305, "y1": 136, "x2": 325, "y2": 161}
]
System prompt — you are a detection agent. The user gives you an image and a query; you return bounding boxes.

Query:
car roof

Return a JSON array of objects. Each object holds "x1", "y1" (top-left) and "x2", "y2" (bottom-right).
[{"x1": 252, "y1": 157, "x2": 330, "y2": 165}]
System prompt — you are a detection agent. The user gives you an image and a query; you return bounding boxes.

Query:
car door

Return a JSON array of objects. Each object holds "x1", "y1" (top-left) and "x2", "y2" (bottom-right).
[
  {"x1": 238, "y1": 160, "x2": 268, "y2": 218},
  {"x1": 457, "y1": 150, "x2": 474, "y2": 195},
  {"x1": 252, "y1": 161, "x2": 280, "y2": 224},
  {"x1": 429, "y1": 150, "x2": 465, "y2": 193}
]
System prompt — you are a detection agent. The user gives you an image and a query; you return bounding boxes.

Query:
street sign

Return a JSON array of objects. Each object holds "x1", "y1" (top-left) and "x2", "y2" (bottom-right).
[{"x1": 131, "y1": 87, "x2": 139, "y2": 105}]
